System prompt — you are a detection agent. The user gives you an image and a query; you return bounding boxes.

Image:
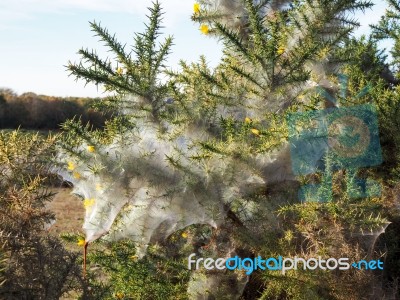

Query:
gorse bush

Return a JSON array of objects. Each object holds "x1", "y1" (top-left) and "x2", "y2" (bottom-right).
[
  {"x1": 0, "y1": 130, "x2": 84, "y2": 299},
  {"x1": 79, "y1": 239, "x2": 190, "y2": 299},
  {"x1": 55, "y1": 0, "x2": 400, "y2": 299}
]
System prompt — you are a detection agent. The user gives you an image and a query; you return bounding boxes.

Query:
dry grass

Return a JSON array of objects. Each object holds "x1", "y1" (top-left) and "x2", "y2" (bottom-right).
[
  {"x1": 47, "y1": 188, "x2": 85, "y2": 300},
  {"x1": 47, "y1": 187, "x2": 84, "y2": 235}
]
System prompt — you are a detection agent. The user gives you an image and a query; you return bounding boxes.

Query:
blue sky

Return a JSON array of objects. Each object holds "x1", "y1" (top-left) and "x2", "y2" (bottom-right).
[{"x1": 0, "y1": 0, "x2": 388, "y2": 97}]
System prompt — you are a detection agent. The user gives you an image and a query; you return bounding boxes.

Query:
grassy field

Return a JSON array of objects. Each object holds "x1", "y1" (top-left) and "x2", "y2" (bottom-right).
[
  {"x1": 47, "y1": 188, "x2": 85, "y2": 300},
  {"x1": 47, "y1": 187, "x2": 84, "y2": 236}
]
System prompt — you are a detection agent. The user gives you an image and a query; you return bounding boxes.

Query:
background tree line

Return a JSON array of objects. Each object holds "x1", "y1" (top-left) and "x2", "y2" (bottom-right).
[{"x1": 0, "y1": 88, "x2": 109, "y2": 130}]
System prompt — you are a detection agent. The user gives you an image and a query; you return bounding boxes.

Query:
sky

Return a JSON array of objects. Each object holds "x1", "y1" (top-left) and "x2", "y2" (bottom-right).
[{"x1": 0, "y1": 0, "x2": 388, "y2": 98}]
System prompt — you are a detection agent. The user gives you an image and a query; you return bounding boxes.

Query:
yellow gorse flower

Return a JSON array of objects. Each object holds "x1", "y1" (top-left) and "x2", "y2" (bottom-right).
[
  {"x1": 87, "y1": 145, "x2": 95, "y2": 153},
  {"x1": 116, "y1": 67, "x2": 123, "y2": 75},
  {"x1": 67, "y1": 161, "x2": 75, "y2": 171},
  {"x1": 251, "y1": 128, "x2": 260, "y2": 136},
  {"x1": 200, "y1": 24, "x2": 209, "y2": 35},
  {"x1": 115, "y1": 292, "x2": 124, "y2": 299},
  {"x1": 318, "y1": 47, "x2": 328, "y2": 57},
  {"x1": 194, "y1": 3, "x2": 200, "y2": 14},
  {"x1": 277, "y1": 46, "x2": 285, "y2": 55},
  {"x1": 181, "y1": 232, "x2": 188, "y2": 239},
  {"x1": 73, "y1": 172, "x2": 81, "y2": 179},
  {"x1": 245, "y1": 117, "x2": 252, "y2": 124},
  {"x1": 77, "y1": 237, "x2": 85, "y2": 246},
  {"x1": 83, "y1": 198, "x2": 95, "y2": 209}
]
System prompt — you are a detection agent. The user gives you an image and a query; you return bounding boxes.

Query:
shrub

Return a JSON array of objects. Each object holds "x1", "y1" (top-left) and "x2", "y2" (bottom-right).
[{"x1": 0, "y1": 130, "x2": 84, "y2": 299}]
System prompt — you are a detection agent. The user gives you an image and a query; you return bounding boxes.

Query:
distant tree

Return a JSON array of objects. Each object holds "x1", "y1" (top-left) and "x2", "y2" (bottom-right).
[{"x1": 0, "y1": 89, "x2": 109, "y2": 130}]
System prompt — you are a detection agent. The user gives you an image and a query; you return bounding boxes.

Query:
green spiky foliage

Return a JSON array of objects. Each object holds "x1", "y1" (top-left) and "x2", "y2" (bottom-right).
[
  {"x1": 67, "y1": 1, "x2": 172, "y2": 122},
  {"x1": 368, "y1": 2, "x2": 400, "y2": 296},
  {"x1": 78, "y1": 240, "x2": 191, "y2": 300},
  {"x1": 371, "y1": 0, "x2": 400, "y2": 72},
  {"x1": 0, "y1": 130, "x2": 84, "y2": 299},
  {"x1": 370, "y1": 1, "x2": 400, "y2": 178},
  {"x1": 60, "y1": 0, "x2": 400, "y2": 299},
  {"x1": 187, "y1": 0, "x2": 374, "y2": 111}
]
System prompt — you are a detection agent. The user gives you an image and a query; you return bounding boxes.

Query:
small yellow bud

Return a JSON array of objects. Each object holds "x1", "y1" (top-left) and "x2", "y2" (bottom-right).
[
  {"x1": 200, "y1": 24, "x2": 209, "y2": 35},
  {"x1": 87, "y1": 145, "x2": 95, "y2": 153},
  {"x1": 73, "y1": 172, "x2": 81, "y2": 179},
  {"x1": 83, "y1": 198, "x2": 95, "y2": 209},
  {"x1": 116, "y1": 67, "x2": 123, "y2": 75},
  {"x1": 194, "y1": 3, "x2": 201, "y2": 14},
  {"x1": 277, "y1": 46, "x2": 285, "y2": 55},
  {"x1": 77, "y1": 238, "x2": 85, "y2": 246},
  {"x1": 251, "y1": 128, "x2": 260, "y2": 136},
  {"x1": 181, "y1": 232, "x2": 188, "y2": 239},
  {"x1": 67, "y1": 161, "x2": 75, "y2": 171},
  {"x1": 245, "y1": 117, "x2": 252, "y2": 124},
  {"x1": 115, "y1": 292, "x2": 124, "y2": 299}
]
